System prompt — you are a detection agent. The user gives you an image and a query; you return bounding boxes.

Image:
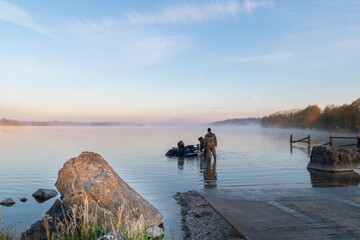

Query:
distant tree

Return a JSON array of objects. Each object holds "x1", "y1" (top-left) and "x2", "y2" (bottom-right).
[
  {"x1": 0, "y1": 118, "x2": 21, "y2": 126},
  {"x1": 261, "y1": 98, "x2": 360, "y2": 132}
]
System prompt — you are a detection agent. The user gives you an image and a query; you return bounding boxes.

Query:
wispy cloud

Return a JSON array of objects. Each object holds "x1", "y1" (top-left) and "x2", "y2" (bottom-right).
[
  {"x1": 65, "y1": 19, "x2": 192, "y2": 65},
  {"x1": 0, "y1": 0, "x2": 52, "y2": 37},
  {"x1": 224, "y1": 52, "x2": 293, "y2": 63},
  {"x1": 243, "y1": 0, "x2": 273, "y2": 14},
  {"x1": 125, "y1": 0, "x2": 273, "y2": 25}
]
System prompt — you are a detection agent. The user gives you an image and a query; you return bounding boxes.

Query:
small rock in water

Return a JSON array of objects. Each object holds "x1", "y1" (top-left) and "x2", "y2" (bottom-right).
[
  {"x1": 97, "y1": 232, "x2": 125, "y2": 240},
  {"x1": 146, "y1": 225, "x2": 164, "y2": 238},
  {"x1": 20, "y1": 197, "x2": 27, "y2": 202},
  {"x1": 0, "y1": 198, "x2": 15, "y2": 206},
  {"x1": 32, "y1": 189, "x2": 58, "y2": 203}
]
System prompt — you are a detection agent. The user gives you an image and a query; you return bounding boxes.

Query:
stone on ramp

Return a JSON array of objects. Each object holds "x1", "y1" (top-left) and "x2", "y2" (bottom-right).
[
  {"x1": 55, "y1": 152, "x2": 163, "y2": 232},
  {"x1": 307, "y1": 146, "x2": 360, "y2": 172}
]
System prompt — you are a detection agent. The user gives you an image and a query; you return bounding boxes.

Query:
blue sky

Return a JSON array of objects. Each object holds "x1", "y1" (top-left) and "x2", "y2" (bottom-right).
[{"x1": 0, "y1": 0, "x2": 359, "y2": 124}]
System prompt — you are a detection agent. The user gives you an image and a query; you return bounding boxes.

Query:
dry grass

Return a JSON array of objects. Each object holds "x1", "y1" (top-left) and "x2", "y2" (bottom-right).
[
  {"x1": 1, "y1": 197, "x2": 171, "y2": 240},
  {"x1": 0, "y1": 213, "x2": 16, "y2": 240},
  {"x1": 43, "y1": 196, "x2": 166, "y2": 240}
]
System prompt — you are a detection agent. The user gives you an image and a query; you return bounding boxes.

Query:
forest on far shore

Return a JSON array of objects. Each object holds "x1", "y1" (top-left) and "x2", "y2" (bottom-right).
[{"x1": 261, "y1": 98, "x2": 360, "y2": 132}]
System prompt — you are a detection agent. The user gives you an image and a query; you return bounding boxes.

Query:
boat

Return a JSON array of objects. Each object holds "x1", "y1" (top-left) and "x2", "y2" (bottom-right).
[{"x1": 165, "y1": 141, "x2": 203, "y2": 157}]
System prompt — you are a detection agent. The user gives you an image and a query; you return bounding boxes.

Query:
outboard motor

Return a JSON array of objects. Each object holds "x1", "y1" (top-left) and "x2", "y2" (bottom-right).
[{"x1": 178, "y1": 141, "x2": 185, "y2": 157}]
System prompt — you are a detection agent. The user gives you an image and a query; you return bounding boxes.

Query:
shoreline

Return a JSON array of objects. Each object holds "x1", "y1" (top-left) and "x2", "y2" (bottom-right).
[{"x1": 174, "y1": 191, "x2": 245, "y2": 240}]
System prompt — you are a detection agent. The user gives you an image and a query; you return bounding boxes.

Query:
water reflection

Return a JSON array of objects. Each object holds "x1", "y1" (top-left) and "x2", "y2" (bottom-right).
[
  {"x1": 200, "y1": 155, "x2": 217, "y2": 189},
  {"x1": 177, "y1": 157, "x2": 184, "y2": 170},
  {"x1": 308, "y1": 168, "x2": 360, "y2": 187},
  {"x1": 290, "y1": 144, "x2": 310, "y2": 156},
  {"x1": 175, "y1": 155, "x2": 218, "y2": 188}
]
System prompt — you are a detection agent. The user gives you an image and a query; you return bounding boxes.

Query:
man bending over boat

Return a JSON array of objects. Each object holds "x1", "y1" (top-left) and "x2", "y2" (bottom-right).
[{"x1": 204, "y1": 128, "x2": 217, "y2": 159}]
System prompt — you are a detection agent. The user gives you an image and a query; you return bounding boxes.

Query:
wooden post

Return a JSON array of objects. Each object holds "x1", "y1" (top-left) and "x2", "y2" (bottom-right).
[
  {"x1": 290, "y1": 134, "x2": 293, "y2": 145},
  {"x1": 357, "y1": 135, "x2": 360, "y2": 152},
  {"x1": 330, "y1": 135, "x2": 333, "y2": 147},
  {"x1": 308, "y1": 135, "x2": 311, "y2": 146}
]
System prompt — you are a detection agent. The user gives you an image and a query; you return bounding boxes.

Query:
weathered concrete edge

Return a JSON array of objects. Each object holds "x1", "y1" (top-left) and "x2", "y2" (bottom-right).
[
  {"x1": 174, "y1": 191, "x2": 247, "y2": 240},
  {"x1": 194, "y1": 190, "x2": 247, "y2": 240}
]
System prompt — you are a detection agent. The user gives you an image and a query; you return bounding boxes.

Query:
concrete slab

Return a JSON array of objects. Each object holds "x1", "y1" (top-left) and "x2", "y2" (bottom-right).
[
  {"x1": 280, "y1": 200, "x2": 360, "y2": 239},
  {"x1": 198, "y1": 187, "x2": 360, "y2": 240},
  {"x1": 205, "y1": 198, "x2": 334, "y2": 240}
]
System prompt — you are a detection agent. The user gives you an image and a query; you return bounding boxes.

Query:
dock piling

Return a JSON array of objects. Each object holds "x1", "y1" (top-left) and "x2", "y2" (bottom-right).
[{"x1": 330, "y1": 135, "x2": 333, "y2": 147}]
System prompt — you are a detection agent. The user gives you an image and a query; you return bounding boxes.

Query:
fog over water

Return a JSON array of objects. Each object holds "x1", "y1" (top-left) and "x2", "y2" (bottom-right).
[{"x1": 0, "y1": 125, "x2": 359, "y2": 239}]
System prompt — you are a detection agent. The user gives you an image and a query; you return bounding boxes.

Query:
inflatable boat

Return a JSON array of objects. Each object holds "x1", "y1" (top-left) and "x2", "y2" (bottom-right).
[{"x1": 165, "y1": 141, "x2": 202, "y2": 157}]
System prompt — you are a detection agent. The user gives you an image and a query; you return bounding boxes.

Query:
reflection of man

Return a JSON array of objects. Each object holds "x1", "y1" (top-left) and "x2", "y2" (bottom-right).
[
  {"x1": 204, "y1": 158, "x2": 217, "y2": 188},
  {"x1": 204, "y1": 128, "x2": 217, "y2": 159}
]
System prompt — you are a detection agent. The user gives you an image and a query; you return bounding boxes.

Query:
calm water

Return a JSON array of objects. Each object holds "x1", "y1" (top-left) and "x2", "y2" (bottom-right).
[{"x1": 0, "y1": 125, "x2": 359, "y2": 239}]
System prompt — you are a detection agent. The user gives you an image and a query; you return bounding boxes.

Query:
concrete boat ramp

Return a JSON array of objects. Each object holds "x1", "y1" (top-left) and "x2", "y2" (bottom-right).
[{"x1": 197, "y1": 187, "x2": 360, "y2": 240}]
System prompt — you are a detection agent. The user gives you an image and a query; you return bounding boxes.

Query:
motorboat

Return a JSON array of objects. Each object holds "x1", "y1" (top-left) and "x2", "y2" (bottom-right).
[{"x1": 165, "y1": 141, "x2": 203, "y2": 157}]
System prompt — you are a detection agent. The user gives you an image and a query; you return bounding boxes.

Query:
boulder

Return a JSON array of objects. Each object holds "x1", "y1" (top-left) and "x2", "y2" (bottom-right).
[
  {"x1": 55, "y1": 152, "x2": 163, "y2": 232},
  {"x1": 20, "y1": 197, "x2": 27, "y2": 202},
  {"x1": 22, "y1": 199, "x2": 65, "y2": 240},
  {"x1": 308, "y1": 146, "x2": 360, "y2": 172},
  {"x1": 0, "y1": 198, "x2": 15, "y2": 206},
  {"x1": 32, "y1": 189, "x2": 58, "y2": 203},
  {"x1": 97, "y1": 232, "x2": 125, "y2": 240}
]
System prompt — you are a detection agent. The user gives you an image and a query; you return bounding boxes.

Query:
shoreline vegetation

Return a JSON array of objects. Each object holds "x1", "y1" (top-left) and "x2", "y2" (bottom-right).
[
  {"x1": 1, "y1": 207, "x2": 166, "y2": 240},
  {"x1": 261, "y1": 98, "x2": 360, "y2": 132},
  {"x1": 209, "y1": 98, "x2": 360, "y2": 133}
]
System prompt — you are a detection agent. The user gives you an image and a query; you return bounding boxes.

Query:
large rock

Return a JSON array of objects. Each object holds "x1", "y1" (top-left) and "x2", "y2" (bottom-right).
[
  {"x1": 308, "y1": 146, "x2": 360, "y2": 172},
  {"x1": 55, "y1": 152, "x2": 163, "y2": 232}
]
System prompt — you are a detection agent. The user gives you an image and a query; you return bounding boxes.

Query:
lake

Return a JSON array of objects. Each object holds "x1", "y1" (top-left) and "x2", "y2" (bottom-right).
[{"x1": 0, "y1": 125, "x2": 359, "y2": 239}]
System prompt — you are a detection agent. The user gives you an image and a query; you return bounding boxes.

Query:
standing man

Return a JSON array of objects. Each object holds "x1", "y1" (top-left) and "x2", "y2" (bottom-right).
[{"x1": 204, "y1": 128, "x2": 217, "y2": 159}]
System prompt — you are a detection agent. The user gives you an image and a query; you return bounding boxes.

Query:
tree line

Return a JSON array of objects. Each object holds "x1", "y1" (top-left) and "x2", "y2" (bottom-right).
[{"x1": 261, "y1": 98, "x2": 360, "y2": 132}]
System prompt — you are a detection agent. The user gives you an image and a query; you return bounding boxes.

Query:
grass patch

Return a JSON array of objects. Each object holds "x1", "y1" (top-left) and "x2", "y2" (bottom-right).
[
  {"x1": 0, "y1": 213, "x2": 16, "y2": 240},
  {"x1": 230, "y1": 227, "x2": 247, "y2": 240},
  {"x1": 1, "y1": 197, "x2": 171, "y2": 240}
]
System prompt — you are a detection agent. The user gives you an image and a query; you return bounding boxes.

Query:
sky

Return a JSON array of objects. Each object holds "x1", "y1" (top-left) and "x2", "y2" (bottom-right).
[{"x1": 0, "y1": 0, "x2": 360, "y2": 124}]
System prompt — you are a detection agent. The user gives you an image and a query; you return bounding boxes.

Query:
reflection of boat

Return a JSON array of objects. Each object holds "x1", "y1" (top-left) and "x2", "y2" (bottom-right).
[
  {"x1": 308, "y1": 168, "x2": 360, "y2": 187},
  {"x1": 166, "y1": 141, "x2": 203, "y2": 157}
]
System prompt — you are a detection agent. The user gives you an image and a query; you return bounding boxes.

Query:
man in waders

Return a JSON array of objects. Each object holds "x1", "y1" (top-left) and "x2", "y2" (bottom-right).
[{"x1": 204, "y1": 128, "x2": 217, "y2": 159}]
